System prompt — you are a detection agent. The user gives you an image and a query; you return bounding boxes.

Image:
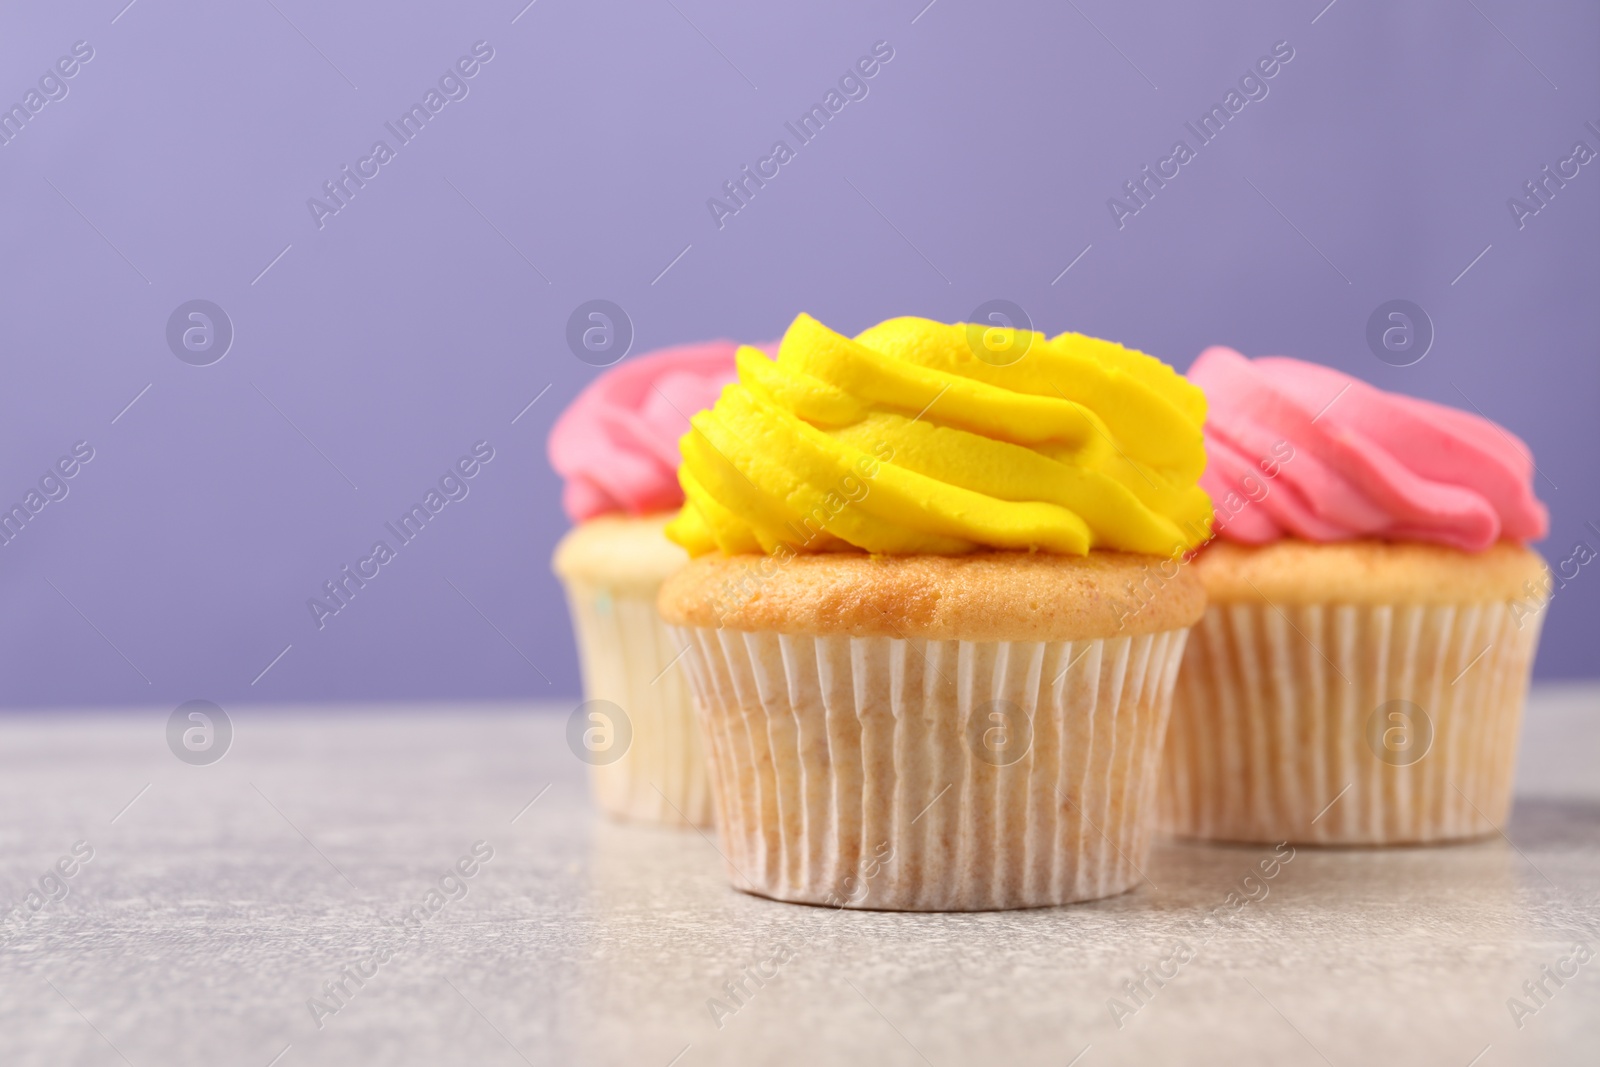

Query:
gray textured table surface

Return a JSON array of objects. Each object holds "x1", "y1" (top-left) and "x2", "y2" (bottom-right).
[{"x1": 1, "y1": 687, "x2": 1597, "y2": 1067}]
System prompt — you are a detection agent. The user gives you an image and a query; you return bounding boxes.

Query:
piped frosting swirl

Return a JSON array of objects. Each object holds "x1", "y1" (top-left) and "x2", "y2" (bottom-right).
[
  {"x1": 667, "y1": 314, "x2": 1214, "y2": 557},
  {"x1": 1190, "y1": 346, "x2": 1547, "y2": 551},
  {"x1": 548, "y1": 342, "x2": 741, "y2": 522}
]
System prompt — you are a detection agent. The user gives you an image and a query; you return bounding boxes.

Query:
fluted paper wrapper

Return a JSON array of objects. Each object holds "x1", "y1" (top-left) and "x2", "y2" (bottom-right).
[
  {"x1": 1160, "y1": 601, "x2": 1545, "y2": 845},
  {"x1": 673, "y1": 627, "x2": 1190, "y2": 911},
  {"x1": 563, "y1": 583, "x2": 713, "y2": 827}
]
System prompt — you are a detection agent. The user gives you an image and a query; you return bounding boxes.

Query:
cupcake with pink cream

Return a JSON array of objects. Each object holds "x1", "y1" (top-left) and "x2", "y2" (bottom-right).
[
  {"x1": 1160, "y1": 346, "x2": 1551, "y2": 845},
  {"x1": 549, "y1": 342, "x2": 744, "y2": 826}
]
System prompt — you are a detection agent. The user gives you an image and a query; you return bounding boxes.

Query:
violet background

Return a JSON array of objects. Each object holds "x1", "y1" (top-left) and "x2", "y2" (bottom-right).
[{"x1": 0, "y1": 0, "x2": 1594, "y2": 710}]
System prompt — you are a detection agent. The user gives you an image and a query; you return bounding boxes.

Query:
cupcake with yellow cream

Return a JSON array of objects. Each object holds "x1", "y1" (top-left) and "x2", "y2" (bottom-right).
[{"x1": 657, "y1": 313, "x2": 1212, "y2": 910}]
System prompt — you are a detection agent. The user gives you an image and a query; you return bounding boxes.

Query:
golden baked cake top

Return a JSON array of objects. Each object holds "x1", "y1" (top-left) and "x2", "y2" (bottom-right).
[
  {"x1": 1193, "y1": 539, "x2": 1548, "y2": 605},
  {"x1": 659, "y1": 550, "x2": 1204, "y2": 641}
]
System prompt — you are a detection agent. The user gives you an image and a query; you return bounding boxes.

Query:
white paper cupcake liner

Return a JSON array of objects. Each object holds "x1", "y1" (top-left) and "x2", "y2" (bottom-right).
[
  {"x1": 672, "y1": 626, "x2": 1190, "y2": 911},
  {"x1": 564, "y1": 584, "x2": 713, "y2": 827},
  {"x1": 1159, "y1": 600, "x2": 1546, "y2": 845}
]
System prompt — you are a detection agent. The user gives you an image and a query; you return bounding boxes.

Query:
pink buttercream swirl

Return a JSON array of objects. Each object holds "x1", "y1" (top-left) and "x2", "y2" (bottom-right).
[
  {"x1": 548, "y1": 342, "x2": 746, "y2": 522},
  {"x1": 1190, "y1": 347, "x2": 1547, "y2": 552}
]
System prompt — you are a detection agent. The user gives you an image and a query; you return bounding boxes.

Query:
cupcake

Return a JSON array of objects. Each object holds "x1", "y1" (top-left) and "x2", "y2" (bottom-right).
[
  {"x1": 549, "y1": 342, "x2": 744, "y2": 826},
  {"x1": 657, "y1": 313, "x2": 1213, "y2": 910},
  {"x1": 1159, "y1": 347, "x2": 1550, "y2": 845}
]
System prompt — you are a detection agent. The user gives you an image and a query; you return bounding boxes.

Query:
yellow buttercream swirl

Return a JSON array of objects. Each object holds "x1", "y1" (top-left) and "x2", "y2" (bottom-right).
[{"x1": 666, "y1": 313, "x2": 1213, "y2": 558}]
